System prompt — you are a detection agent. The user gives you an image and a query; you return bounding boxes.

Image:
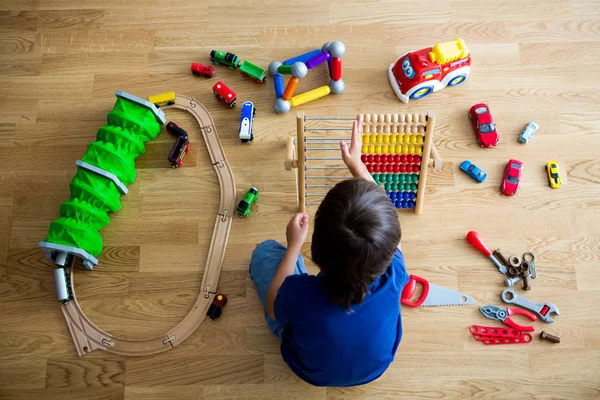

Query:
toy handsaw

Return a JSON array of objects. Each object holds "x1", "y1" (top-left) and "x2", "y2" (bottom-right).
[{"x1": 401, "y1": 274, "x2": 473, "y2": 307}]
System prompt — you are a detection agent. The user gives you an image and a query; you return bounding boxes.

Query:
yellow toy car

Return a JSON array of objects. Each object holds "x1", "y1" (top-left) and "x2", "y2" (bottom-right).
[
  {"x1": 148, "y1": 91, "x2": 176, "y2": 107},
  {"x1": 545, "y1": 160, "x2": 562, "y2": 189}
]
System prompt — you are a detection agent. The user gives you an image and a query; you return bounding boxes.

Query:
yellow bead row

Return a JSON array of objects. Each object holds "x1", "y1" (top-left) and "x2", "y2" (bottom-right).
[
  {"x1": 361, "y1": 134, "x2": 424, "y2": 145},
  {"x1": 361, "y1": 144, "x2": 423, "y2": 155}
]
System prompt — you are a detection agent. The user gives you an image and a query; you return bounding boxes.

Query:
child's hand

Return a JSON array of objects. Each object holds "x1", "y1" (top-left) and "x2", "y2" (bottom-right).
[
  {"x1": 340, "y1": 117, "x2": 374, "y2": 182},
  {"x1": 286, "y1": 213, "x2": 309, "y2": 251}
]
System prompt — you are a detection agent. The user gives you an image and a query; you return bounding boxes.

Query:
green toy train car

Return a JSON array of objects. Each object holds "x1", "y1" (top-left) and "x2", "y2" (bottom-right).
[
  {"x1": 236, "y1": 187, "x2": 259, "y2": 217},
  {"x1": 210, "y1": 50, "x2": 242, "y2": 70},
  {"x1": 240, "y1": 61, "x2": 267, "y2": 83}
]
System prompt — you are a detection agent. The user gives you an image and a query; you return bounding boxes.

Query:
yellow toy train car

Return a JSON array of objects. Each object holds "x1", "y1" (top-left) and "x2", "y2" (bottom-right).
[{"x1": 148, "y1": 91, "x2": 176, "y2": 107}]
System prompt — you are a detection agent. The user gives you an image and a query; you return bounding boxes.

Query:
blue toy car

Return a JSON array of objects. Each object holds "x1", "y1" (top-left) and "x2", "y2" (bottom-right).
[
  {"x1": 239, "y1": 101, "x2": 255, "y2": 143},
  {"x1": 460, "y1": 160, "x2": 487, "y2": 183}
]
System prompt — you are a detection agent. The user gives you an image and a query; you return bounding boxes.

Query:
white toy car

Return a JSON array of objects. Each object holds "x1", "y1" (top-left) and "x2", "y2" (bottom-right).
[{"x1": 518, "y1": 121, "x2": 539, "y2": 144}]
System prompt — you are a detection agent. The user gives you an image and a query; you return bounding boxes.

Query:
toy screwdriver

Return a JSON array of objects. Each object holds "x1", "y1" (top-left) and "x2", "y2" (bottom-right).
[{"x1": 466, "y1": 231, "x2": 507, "y2": 274}]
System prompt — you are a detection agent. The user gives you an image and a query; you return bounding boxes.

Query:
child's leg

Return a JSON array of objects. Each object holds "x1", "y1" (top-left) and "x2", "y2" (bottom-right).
[{"x1": 249, "y1": 240, "x2": 307, "y2": 339}]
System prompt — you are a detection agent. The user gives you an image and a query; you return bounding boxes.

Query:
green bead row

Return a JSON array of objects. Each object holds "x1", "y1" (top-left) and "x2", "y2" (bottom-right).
[
  {"x1": 378, "y1": 182, "x2": 418, "y2": 192},
  {"x1": 372, "y1": 173, "x2": 419, "y2": 184}
]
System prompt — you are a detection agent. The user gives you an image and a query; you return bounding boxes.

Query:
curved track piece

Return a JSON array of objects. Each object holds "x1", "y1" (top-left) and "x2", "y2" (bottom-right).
[{"x1": 61, "y1": 95, "x2": 236, "y2": 356}]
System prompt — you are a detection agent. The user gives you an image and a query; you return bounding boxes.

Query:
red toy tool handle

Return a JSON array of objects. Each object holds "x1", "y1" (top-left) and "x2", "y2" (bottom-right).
[
  {"x1": 401, "y1": 275, "x2": 430, "y2": 307},
  {"x1": 507, "y1": 307, "x2": 537, "y2": 322},
  {"x1": 466, "y1": 231, "x2": 492, "y2": 257}
]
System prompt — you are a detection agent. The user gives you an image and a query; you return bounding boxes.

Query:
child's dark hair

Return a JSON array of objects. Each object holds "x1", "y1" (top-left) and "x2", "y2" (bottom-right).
[{"x1": 311, "y1": 178, "x2": 401, "y2": 311}]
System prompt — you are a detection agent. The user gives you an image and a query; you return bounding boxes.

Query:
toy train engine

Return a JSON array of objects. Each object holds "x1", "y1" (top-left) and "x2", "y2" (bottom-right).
[
  {"x1": 236, "y1": 187, "x2": 259, "y2": 217},
  {"x1": 191, "y1": 62, "x2": 215, "y2": 78},
  {"x1": 207, "y1": 293, "x2": 228, "y2": 320},
  {"x1": 212, "y1": 81, "x2": 237, "y2": 108},
  {"x1": 166, "y1": 121, "x2": 189, "y2": 139},
  {"x1": 388, "y1": 38, "x2": 471, "y2": 103},
  {"x1": 53, "y1": 268, "x2": 73, "y2": 303},
  {"x1": 168, "y1": 136, "x2": 190, "y2": 168},
  {"x1": 210, "y1": 50, "x2": 242, "y2": 70},
  {"x1": 239, "y1": 101, "x2": 256, "y2": 142}
]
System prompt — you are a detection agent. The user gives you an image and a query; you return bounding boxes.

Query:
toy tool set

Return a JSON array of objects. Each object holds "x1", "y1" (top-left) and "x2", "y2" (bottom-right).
[{"x1": 466, "y1": 231, "x2": 562, "y2": 345}]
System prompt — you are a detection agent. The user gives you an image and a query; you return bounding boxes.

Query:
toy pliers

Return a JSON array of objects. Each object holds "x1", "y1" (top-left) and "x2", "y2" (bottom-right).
[{"x1": 480, "y1": 305, "x2": 537, "y2": 332}]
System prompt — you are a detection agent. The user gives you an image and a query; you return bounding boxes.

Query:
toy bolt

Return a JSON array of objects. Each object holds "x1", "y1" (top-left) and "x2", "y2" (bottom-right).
[
  {"x1": 522, "y1": 273, "x2": 532, "y2": 291},
  {"x1": 540, "y1": 331, "x2": 560, "y2": 344},
  {"x1": 505, "y1": 276, "x2": 523, "y2": 287},
  {"x1": 493, "y1": 248, "x2": 510, "y2": 267}
]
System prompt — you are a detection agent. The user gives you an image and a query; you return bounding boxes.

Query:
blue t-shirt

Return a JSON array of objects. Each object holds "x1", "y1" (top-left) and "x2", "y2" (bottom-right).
[{"x1": 274, "y1": 249, "x2": 409, "y2": 387}]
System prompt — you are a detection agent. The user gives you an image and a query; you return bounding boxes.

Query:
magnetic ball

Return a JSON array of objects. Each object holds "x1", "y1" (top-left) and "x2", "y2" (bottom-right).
[
  {"x1": 268, "y1": 61, "x2": 282, "y2": 76},
  {"x1": 322, "y1": 42, "x2": 332, "y2": 52},
  {"x1": 291, "y1": 62, "x2": 308, "y2": 79},
  {"x1": 273, "y1": 98, "x2": 291, "y2": 114},
  {"x1": 328, "y1": 41, "x2": 346, "y2": 58},
  {"x1": 329, "y1": 79, "x2": 345, "y2": 94}
]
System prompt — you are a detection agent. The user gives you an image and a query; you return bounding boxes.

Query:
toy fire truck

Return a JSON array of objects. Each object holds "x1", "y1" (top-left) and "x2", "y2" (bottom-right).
[{"x1": 388, "y1": 38, "x2": 471, "y2": 103}]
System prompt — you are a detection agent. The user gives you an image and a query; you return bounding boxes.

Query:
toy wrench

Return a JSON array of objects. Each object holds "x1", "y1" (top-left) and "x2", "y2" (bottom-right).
[
  {"x1": 501, "y1": 289, "x2": 559, "y2": 323},
  {"x1": 480, "y1": 305, "x2": 537, "y2": 332}
]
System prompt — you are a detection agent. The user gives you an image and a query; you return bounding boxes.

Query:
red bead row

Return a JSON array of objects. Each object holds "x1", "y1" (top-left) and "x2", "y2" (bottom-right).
[
  {"x1": 365, "y1": 163, "x2": 420, "y2": 173},
  {"x1": 361, "y1": 154, "x2": 421, "y2": 164}
]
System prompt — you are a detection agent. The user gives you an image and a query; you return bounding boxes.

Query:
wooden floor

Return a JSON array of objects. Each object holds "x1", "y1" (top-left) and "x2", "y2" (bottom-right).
[{"x1": 1, "y1": 0, "x2": 600, "y2": 398}]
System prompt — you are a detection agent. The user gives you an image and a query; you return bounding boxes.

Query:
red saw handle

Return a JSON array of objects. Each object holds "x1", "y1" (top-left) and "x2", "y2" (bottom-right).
[
  {"x1": 401, "y1": 275, "x2": 430, "y2": 307},
  {"x1": 466, "y1": 231, "x2": 492, "y2": 257}
]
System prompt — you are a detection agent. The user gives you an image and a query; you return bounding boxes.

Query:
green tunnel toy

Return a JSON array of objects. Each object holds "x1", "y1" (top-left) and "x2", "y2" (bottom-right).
[{"x1": 39, "y1": 91, "x2": 165, "y2": 269}]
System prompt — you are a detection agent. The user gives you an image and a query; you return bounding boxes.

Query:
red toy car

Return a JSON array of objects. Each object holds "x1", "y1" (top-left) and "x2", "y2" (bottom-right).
[
  {"x1": 207, "y1": 293, "x2": 227, "y2": 320},
  {"x1": 191, "y1": 62, "x2": 215, "y2": 78},
  {"x1": 469, "y1": 103, "x2": 499, "y2": 148},
  {"x1": 212, "y1": 81, "x2": 237, "y2": 108},
  {"x1": 501, "y1": 159, "x2": 523, "y2": 196}
]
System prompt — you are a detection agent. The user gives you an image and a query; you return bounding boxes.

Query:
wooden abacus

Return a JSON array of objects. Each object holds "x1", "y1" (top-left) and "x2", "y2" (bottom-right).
[{"x1": 285, "y1": 112, "x2": 441, "y2": 215}]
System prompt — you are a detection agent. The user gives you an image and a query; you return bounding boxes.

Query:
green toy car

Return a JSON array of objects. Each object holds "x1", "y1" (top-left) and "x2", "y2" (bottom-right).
[{"x1": 236, "y1": 187, "x2": 259, "y2": 217}]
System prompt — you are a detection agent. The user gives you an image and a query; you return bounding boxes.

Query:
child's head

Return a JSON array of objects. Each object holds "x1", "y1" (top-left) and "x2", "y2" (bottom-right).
[{"x1": 311, "y1": 179, "x2": 401, "y2": 311}]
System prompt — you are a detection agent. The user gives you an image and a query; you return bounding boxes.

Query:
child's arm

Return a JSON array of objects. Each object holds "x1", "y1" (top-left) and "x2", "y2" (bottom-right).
[
  {"x1": 266, "y1": 213, "x2": 309, "y2": 320},
  {"x1": 340, "y1": 117, "x2": 375, "y2": 183}
]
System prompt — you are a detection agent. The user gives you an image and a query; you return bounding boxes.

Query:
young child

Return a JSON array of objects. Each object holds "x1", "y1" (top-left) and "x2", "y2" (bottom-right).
[{"x1": 249, "y1": 118, "x2": 408, "y2": 387}]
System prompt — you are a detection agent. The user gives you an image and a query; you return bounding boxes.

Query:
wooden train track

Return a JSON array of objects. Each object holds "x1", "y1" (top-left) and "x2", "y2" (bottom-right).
[{"x1": 61, "y1": 95, "x2": 236, "y2": 356}]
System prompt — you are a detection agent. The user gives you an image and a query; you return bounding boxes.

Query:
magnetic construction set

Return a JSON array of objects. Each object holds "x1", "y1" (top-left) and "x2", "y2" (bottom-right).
[{"x1": 40, "y1": 38, "x2": 562, "y2": 357}]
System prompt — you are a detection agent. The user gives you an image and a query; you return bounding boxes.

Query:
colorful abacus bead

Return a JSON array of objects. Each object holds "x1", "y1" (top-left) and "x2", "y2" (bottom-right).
[{"x1": 361, "y1": 154, "x2": 368, "y2": 163}]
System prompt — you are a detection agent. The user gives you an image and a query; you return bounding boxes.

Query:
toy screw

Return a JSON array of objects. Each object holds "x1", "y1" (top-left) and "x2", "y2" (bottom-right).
[
  {"x1": 522, "y1": 274, "x2": 532, "y2": 291},
  {"x1": 505, "y1": 276, "x2": 523, "y2": 287},
  {"x1": 540, "y1": 331, "x2": 560, "y2": 344}
]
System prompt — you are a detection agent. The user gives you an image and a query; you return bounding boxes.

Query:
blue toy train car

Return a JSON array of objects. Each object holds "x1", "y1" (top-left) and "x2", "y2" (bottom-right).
[{"x1": 239, "y1": 101, "x2": 256, "y2": 143}]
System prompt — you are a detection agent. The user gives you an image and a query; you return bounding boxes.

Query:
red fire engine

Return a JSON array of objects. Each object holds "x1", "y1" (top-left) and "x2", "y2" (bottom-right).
[{"x1": 388, "y1": 38, "x2": 471, "y2": 103}]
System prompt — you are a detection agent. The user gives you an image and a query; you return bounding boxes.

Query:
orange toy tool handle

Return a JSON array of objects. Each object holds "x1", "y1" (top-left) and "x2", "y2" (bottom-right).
[
  {"x1": 466, "y1": 231, "x2": 492, "y2": 257},
  {"x1": 401, "y1": 275, "x2": 430, "y2": 307}
]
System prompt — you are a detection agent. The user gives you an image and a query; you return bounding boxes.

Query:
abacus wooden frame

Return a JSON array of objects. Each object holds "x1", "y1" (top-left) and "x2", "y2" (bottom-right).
[{"x1": 285, "y1": 111, "x2": 441, "y2": 215}]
